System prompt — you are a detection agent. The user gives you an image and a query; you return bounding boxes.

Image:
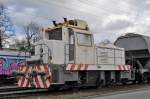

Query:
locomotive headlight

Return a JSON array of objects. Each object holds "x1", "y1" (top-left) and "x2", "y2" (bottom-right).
[{"x1": 40, "y1": 48, "x2": 43, "y2": 53}]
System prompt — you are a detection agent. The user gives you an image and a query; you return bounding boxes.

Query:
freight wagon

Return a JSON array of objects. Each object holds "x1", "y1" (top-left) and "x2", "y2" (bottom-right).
[
  {"x1": 0, "y1": 49, "x2": 29, "y2": 83},
  {"x1": 115, "y1": 33, "x2": 150, "y2": 83}
]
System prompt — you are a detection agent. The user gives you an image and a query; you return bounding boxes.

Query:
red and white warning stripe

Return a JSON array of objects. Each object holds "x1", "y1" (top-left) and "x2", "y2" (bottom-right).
[
  {"x1": 18, "y1": 66, "x2": 31, "y2": 88},
  {"x1": 116, "y1": 65, "x2": 131, "y2": 71},
  {"x1": 18, "y1": 77, "x2": 31, "y2": 87},
  {"x1": 33, "y1": 64, "x2": 52, "y2": 88},
  {"x1": 66, "y1": 64, "x2": 88, "y2": 70},
  {"x1": 18, "y1": 64, "x2": 52, "y2": 88}
]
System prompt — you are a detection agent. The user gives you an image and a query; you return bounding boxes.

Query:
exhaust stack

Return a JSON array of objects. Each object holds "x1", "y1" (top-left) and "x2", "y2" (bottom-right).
[
  {"x1": 52, "y1": 21, "x2": 57, "y2": 26},
  {"x1": 63, "y1": 17, "x2": 67, "y2": 22}
]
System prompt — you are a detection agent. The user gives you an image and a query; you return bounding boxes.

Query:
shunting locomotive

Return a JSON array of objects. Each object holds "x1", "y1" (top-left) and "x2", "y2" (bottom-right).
[{"x1": 17, "y1": 18, "x2": 132, "y2": 89}]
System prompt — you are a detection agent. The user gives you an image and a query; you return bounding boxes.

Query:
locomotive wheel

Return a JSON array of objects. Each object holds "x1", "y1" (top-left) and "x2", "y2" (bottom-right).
[{"x1": 132, "y1": 80, "x2": 136, "y2": 84}]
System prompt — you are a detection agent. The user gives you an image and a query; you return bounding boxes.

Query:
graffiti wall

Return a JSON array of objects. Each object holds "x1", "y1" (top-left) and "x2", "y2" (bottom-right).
[{"x1": 0, "y1": 57, "x2": 25, "y2": 75}]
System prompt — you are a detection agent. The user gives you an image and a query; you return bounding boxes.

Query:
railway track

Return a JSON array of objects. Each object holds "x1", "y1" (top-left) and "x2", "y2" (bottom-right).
[
  {"x1": 0, "y1": 85, "x2": 48, "y2": 99},
  {"x1": 1, "y1": 83, "x2": 150, "y2": 99}
]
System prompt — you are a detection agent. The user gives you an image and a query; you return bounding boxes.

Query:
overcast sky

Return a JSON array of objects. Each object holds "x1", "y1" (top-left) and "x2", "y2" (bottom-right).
[{"x1": 1, "y1": 0, "x2": 150, "y2": 43}]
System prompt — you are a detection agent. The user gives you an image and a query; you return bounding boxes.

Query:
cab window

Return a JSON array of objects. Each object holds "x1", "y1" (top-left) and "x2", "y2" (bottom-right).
[
  {"x1": 77, "y1": 33, "x2": 92, "y2": 46},
  {"x1": 48, "y1": 28, "x2": 62, "y2": 40}
]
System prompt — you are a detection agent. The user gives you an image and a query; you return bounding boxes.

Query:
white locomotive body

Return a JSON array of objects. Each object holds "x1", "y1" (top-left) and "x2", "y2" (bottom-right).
[{"x1": 18, "y1": 19, "x2": 131, "y2": 88}]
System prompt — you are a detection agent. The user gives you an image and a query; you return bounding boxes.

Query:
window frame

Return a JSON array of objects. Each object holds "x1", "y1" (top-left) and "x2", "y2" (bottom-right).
[
  {"x1": 76, "y1": 32, "x2": 93, "y2": 46},
  {"x1": 48, "y1": 28, "x2": 62, "y2": 40}
]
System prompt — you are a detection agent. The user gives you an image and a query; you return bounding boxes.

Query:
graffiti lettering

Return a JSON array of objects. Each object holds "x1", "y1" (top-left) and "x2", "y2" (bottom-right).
[
  {"x1": 0, "y1": 58, "x2": 25, "y2": 69},
  {"x1": 0, "y1": 58, "x2": 6, "y2": 67},
  {"x1": 0, "y1": 57, "x2": 26, "y2": 75}
]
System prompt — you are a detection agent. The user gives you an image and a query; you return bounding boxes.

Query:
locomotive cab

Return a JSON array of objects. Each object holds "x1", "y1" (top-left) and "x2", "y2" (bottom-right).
[{"x1": 33, "y1": 19, "x2": 95, "y2": 65}]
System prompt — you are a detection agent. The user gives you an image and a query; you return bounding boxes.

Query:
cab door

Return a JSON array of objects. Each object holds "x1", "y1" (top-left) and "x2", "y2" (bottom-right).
[{"x1": 68, "y1": 28, "x2": 75, "y2": 63}]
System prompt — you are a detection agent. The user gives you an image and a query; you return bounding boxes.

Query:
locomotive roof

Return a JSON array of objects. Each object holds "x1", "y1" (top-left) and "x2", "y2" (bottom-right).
[
  {"x1": 116, "y1": 33, "x2": 149, "y2": 38},
  {"x1": 114, "y1": 33, "x2": 150, "y2": 53}
]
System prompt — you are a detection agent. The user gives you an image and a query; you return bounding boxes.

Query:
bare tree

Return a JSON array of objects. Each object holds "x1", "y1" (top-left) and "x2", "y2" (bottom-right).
[
  {"x1": 23, "y1": 21, "x2": 41, "y2": 51},
  {"x1": 0, "y1": 3, "x2": 15, "y2": 48},
  {"x1": 13, "y1": 38, "x2": 26, "y2": 51}
]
